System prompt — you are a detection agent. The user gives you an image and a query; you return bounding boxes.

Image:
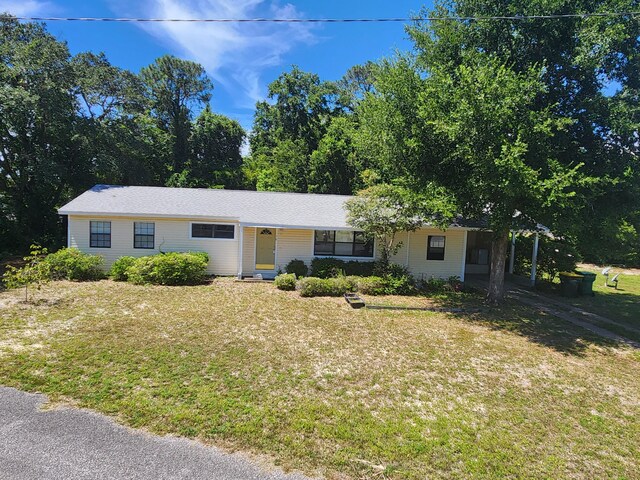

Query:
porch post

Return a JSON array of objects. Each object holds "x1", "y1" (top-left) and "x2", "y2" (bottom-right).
[
  {"x1": 460, "y1": 230, "x2": 468, "y2": 280},
  {"x1": 530, "y1": 232, "x2": 539, "y2": 287},
  {"x1": 237, "y1": 224, "x2": 244, "y2": 279},
  {"x1": 508, "y1": 231, "x2": 516, "y2": 274}
]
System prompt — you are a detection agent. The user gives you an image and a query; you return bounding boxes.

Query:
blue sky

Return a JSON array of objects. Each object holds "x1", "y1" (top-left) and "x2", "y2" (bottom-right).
[{"x1": 1, "y1": 0, "x2": 433, "y2": 129}]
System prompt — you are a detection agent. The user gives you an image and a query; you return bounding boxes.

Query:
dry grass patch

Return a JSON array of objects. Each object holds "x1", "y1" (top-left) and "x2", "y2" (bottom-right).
[{"x1": 0, "y1": 279, "x2": 638, "y2": 479}]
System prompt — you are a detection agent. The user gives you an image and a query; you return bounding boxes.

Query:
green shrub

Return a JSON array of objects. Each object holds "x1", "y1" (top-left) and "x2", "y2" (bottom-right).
[
  {"x1": 310, "y1": 258, "x2": 375, "y2": 278},
  {"x1": 383, "y1": 274, "x2": 416, "y2": 295},
  {"x1": 126, "y1": 252, "x2": 208, "y2": 285},
  {"x1": 274, "y1": 273, "x2": 297, "y2": 291},
  {"x1": 285, "y1": 259, "x2": 308, "y2": 277},
  {"x1": 310, "y1": 258, "x2": 345, "y2": 278},
  {"x1": 109, "y1": 256, "x2": 136, "y2": 281},
  {"x1": 299, "y1": 276, "x2": 357, "y2": 297},
  {"x1": 2, "y1": 245, "x2": 51, "y2": 301},
  {"x1": 344, "y1": 260, "x2": 375, "y2": 276},
  {"x1": 356, "y1": 276, "x2": 387, "y2": 295},
  {"x1": 44, "y1": 248, "x2": 104, "y2": 281}
]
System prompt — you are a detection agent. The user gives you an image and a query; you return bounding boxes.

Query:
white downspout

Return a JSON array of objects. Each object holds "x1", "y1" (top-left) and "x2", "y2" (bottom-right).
[{"x1": 530, "y1": 232, "x2": 539, "y2": 287}]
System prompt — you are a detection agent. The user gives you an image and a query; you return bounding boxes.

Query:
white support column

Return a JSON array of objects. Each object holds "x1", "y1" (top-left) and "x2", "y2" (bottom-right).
[
  {"x1": 508, "y1": 231, "x2": 516, "y2": 274},
  {"x1": 530, "y1": 232, "x2": 539, "y2": 287},
  {"x1": 405, "y1": 231, "x2": 411, "y2": 267},
  {"x1": 460, "y1": 230, "x2": 468, "y2": 280},
  {"x1": 237, "y1": 224, "x2": 244, "y2": 279}
]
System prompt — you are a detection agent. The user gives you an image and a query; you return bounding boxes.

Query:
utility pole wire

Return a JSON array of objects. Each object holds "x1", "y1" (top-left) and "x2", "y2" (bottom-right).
[{"x1": 8, "y1": 12, "x2": 640, "y2": 23}]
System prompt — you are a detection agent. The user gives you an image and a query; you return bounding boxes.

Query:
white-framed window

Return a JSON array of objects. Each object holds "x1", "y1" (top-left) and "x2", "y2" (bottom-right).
[
  {"x1": 90, "y1": 221, "x2": 111, "y2": 248},
  {"x1": 313, "y1": 230, "x2": 374, "y2": 257},
  {"x1": 427, "y1": 235, "x2": 446, "y2": 261},
  {"x1": 134, "y1": 222, "x2": 155, "y2": 249},
  {"x1": 190, "y1": 223, "x2": 236, "y2": 240}
]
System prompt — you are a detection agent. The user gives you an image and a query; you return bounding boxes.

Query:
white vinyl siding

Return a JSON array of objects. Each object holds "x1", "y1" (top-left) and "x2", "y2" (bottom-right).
[
  {"x1": 407, "y1": 228, "x2": 466, "y2": 280},
  {"x1": 68, "y1": 215, "x2": 238, "y2": 275}
]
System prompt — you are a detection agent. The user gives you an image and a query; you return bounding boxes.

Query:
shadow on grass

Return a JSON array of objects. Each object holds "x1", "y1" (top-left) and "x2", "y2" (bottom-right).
[{"x1": 430, "y1": 293, "x2": 621, "y2": 356}]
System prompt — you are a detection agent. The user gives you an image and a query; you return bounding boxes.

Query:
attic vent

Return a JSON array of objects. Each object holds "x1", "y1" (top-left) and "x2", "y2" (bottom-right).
[{"x1": 260, "y1": 229, "x2": 273, "y2": 235}]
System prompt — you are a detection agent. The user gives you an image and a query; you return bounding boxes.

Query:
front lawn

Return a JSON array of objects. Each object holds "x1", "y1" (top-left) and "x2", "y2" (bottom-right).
[{"x1": 0, "y1": 280, "x2": 638, "y2": 479}]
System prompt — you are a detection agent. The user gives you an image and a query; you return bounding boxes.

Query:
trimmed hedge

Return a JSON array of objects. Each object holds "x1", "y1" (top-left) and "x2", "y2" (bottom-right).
[
  {"x1": 299, "y1": 276, "x2": 358, "y2": 297},
  {"x1": 285, "y1": 259, "x2": 308, "y2": 277},
  {"x1": 44, "y1": 248, "x2": 104, "y2": 281},
  {"x1": 274, "y1": 273, "x2": 297, "y2": 291},
  {"x1": 310, "y1": 258, "x2": 375, "y2": 278},
  {"x1": 109, "y1": 256, "x2": 136, "y2": 281},
  {"x1": 356, "y1": 275, "x2": 416, "y2": 296},
  {"x1": 356, "y1": 276, "x2": 388, "y2": 295},
  {"x1": 126, "y1": 252, "x2": 209, "y2": 285}
]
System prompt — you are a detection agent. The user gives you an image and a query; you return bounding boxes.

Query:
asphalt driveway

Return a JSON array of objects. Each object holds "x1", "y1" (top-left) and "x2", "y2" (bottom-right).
[{"x1": 0, "y1": 386, "x2": 312, "y2": 480}]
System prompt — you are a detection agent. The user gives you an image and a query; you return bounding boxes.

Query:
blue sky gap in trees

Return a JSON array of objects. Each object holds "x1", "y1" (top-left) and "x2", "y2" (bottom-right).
[{"x1": 0, "y1": 0, "x2": 427, "y2": 129}]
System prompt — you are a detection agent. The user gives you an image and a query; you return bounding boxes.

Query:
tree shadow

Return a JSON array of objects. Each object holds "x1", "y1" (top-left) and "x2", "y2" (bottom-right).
[{"x1": 436, "y1": 298, "x2": 623, "y2": 356}]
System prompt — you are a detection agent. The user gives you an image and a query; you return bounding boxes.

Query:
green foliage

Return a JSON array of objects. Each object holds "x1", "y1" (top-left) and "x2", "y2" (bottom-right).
[
  {"x1": 310, "y1": 258, "x2": 375, "y2": 278},
  {"x1": 126, "y1": 252, "x2": 209, "y2": 286},
  {"x1": 170, "y1": 106, "x2": 246, "y2": 189},
  {"x1": 298, "y1": 276, "x2": 358, "y2": 297},
  {"x1": 417, "y1": 276, "x2": 463, "y2": 294},
  {"x1": 2, "y1": 245, "x2": 51, "y2": 301},
  {"x1": 346, "y1": 184, "x2": 450, "y2": 269},
  {"x1": 355, "y1": 276, "x2": 388, "y2": 295},
  {"x1": 44, "y1": 248, "x2": 105, "y2": 281},
  {"x1": 274, "y1": 273, "x2": 297, "y2": 291},
  {"x1": 247, "y1": 66, "x2": 350, "y2": 193},
  {"x1": 514, "y1": 235, "x2": 580, "y2": 282},
  {"x1": 109, "y1": 256, "x2": 137, "y2": 282},
  {"x1": 285, "y1": 259, "x2": 308, "y2": 277},
  {"x1": 140, "y1": 55, "x2": 213, "y2": 179},
  {"x1": 308, "y1": 116, "x2": 363, "y2": 195}
]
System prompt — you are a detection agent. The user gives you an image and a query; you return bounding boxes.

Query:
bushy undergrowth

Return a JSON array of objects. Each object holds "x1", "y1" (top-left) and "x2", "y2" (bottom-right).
[
  {"x1": 44, "y1": 248, "x2": 104, "y2": 281},
  {"x1": 299, "y1": 276, "x2": 358, "y2": 297},
  {"x1": 274, "y1": 273, "x2": 297, "y2": 291},
  {"x1": 310, "y1": 258, "x2": 375, "y2": 278},
  {"x1": 125, "y1": 252, "x2": 209, "y2": 286},
  {"x1": 109, "y1": 256, "x2": 137, "y2": 281},
  {"x1": 285, "y1": 259, "x2": 308, "y2": 277},
  {"x1": 417, "y1": 276, "x2": 464, "y2": 293}
]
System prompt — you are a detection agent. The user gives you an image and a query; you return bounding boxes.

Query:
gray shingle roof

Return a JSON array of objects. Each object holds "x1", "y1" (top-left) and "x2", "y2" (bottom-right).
[{"x1": 59, "y1": 185, "x2": 356, "y2": 229}]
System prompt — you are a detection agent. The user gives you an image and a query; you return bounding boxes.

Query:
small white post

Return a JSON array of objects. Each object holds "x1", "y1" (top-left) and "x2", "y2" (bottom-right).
[
  {"x1": 237, "y1": 224, "x2": 244, "y2": 279},
  {"x1": 508, "y1": 231, "x2": 516, "y2": 274},
  {"x1": 530, "y1": 232, "x2": 539, "y2": 287},
  {"x1": 460, "y1": 230, "x2": 468, "y2": 280}
]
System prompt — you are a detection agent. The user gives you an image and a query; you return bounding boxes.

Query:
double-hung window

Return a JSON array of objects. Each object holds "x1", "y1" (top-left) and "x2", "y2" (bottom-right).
[
  {"x1": 134, "y1": 222, "x2": 155, "y2": 249},
  {"x1": 191, "y1": 223, "x2": 235, "y2": 239},
  {"x1": 313, "y1": 230, "x2": 373, "y2": 257},
  {"x1": 427, "y1": 235, "x2": 446, "y2": 260},
  {"x1": 90, "y1": 221, "x2": 111, "y2": 248}
]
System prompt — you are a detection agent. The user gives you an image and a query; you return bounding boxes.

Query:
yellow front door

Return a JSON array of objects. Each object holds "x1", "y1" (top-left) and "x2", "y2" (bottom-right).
[{"x1": 255, "y1": 229, "x2": 276, "y2": 270}]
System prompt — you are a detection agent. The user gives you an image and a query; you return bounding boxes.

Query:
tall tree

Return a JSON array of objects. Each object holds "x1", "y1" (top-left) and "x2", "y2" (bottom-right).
[
  {"x1": 408, "y1": 0, "x2": 640, "y2": 265},
  {"x1": 140, "y1": 55, "x2": 213, "y2": 182},
  {"x1": 0, "y1": 16, "x2": 84, "y2": 250},
  {"x1": 358, "y1": 1, "x2": 640, "y2": 301},
  {"x1": 168, "y1": 106, "x2": 245, "y2": 188},
  {"x1": 248, "y1": 66, "x2": 342, "y2": 192},
  {"x1": 308, "y1": 116, "x2": 363, "y2": 194}
]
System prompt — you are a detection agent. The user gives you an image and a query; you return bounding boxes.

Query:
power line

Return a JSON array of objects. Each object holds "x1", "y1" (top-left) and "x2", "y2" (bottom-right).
[{"x1": 8, "y1": 12, "x2": 640, "y2": 23}]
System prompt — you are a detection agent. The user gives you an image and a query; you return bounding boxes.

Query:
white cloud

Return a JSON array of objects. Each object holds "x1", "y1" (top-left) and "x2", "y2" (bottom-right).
[
  {"x1": 110, "y1": 0, "x2": 318, "y2": 109},
  {"x1": 0, "y1": 0, "x2": 53, "y2": 16}
]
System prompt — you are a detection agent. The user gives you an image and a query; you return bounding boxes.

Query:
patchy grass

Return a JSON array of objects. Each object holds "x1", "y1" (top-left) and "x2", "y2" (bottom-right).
[
  {"x1": 0, "y1": 279, "x2": 638, "y2": 479},
  {"x1": 540, "y1": 267, "x2": 640, "y2": 337}
]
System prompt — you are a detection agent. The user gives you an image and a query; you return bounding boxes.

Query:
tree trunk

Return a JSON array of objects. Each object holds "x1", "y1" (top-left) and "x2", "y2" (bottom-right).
[{"x1": 486, "y1": 231, "x2": 510, "y2": 305}]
